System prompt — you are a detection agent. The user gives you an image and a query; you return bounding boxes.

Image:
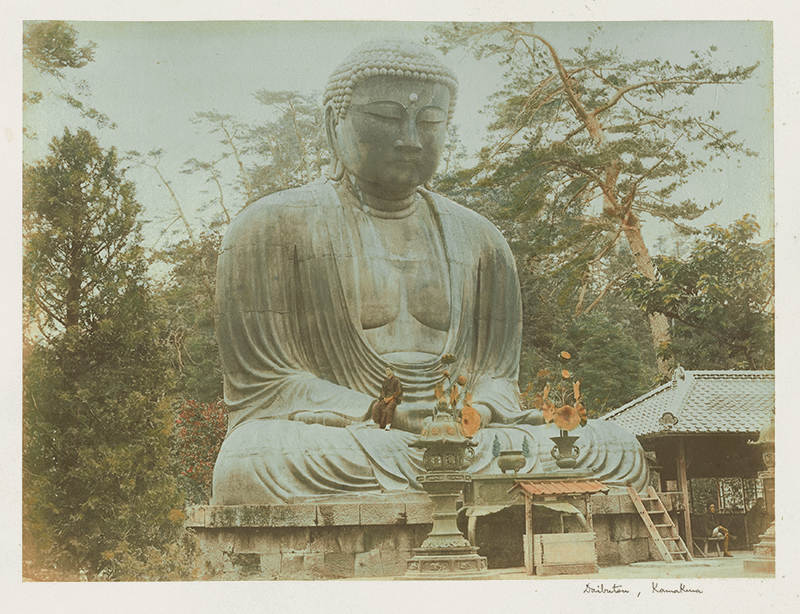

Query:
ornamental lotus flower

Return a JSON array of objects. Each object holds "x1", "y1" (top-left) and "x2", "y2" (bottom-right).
[
  {"x1": 450, "y1": 384, "x2": 460, "y2": 407},
  {"x1": 575, "y1": 401, "x2": 588, "y2": 427},
  {"x1": 461, "y1": 394, "x2": 480, "y2": 437},
  {"x1": 541, "y1": 400, "x2": 556, "y2": 425},
  {"x1": 532, "y1": 354, "x2": 587, "y2": 430},
  {"x1": 553, "y1": 404, "x2": 581, "y2": 431},
  {"x1": 433, "y1": 355, "x2": 477, "y2": 432}
]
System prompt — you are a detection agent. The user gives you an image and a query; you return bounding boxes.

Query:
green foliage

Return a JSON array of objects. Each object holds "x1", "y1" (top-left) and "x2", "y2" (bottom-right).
[
  {"x1": 173, "y1": 401, "x2": 227, "y2": 505},
  {"x1": 23, "y1": 21, "x2": 95, "y2": 77},
  {"x1": 498, "y1": 224, "x2": 657, "y2": 415},
  {"x1": 189, "y1": 111, "x2": 258, "y2": 207},
  {"x1": 107, "y1": 528, "x2": 199, "y2": 581},
  {"x1": 23, "y1": 21, "x2": 115, "y2": 132},
  {"x1": 154, "y1": 228, "x2": 224, "y2": 403},
  {"x1": 245, "y1": 91, "x2": 328, "y2": 200},
  {"x1": 23, "y1": 128, "x2": 184, "y2": 577},
  {"x1": 558, "y1": 313, "x2": 655, "y2": 416},
  {"x1": 625, "y1": 215, "x2": 774, "y2": 370},
  {"x1": 24, "y1": 128, "x2": 141, "y2": 336},
  {"x1": 430, "y1": 23, "x2": 757, "y2": 374}
]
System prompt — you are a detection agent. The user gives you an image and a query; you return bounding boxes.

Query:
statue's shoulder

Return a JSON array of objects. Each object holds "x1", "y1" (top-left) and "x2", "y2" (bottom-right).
[
  {"x1": 225, "y1": 181, "x2": 336, "y2": 241},
  {"x1": 424, "y1": 190, "x2": 508, "y2": 243},
  {"x1": 234, "y1": 182, "x2": 333, "y2": 222}
]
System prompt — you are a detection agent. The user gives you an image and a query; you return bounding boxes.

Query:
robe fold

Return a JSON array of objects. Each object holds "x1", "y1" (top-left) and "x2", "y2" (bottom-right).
[{"x1": 212, "y1": 180, "x2": 648, "y2": 504}]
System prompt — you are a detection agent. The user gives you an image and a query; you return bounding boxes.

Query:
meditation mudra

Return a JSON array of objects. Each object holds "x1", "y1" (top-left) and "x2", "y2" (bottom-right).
[{"x1": 212, "y1": 40, "x2": 647, "y2": 504}]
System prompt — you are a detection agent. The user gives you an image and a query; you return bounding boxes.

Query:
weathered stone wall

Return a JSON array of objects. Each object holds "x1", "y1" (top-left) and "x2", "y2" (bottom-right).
[
  {"x1": 591, "y1": 491, "x2": 682, "y2": 564},
  {"x1": 186, "y1": 501, "x2": 433, "y2": 580},
  {"x1": 187, "y1": 492, "x2": 683, "y2": 578}
]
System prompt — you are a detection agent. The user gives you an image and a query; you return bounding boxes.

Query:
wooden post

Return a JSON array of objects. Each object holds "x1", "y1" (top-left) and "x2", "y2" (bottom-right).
[
  {"x1": 524, "y1": 496, "x2": 534, "y2": 575},
  {"x1": 585, "y1": 494, "x2": 593, "y2": 531},
  {"x1": 677, "y1": 437, "x2": 693, "y2": 550}
]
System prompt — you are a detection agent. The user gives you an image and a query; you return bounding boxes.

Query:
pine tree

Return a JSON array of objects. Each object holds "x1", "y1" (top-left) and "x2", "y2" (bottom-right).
[
  {"x1": 432, "y1": 23, "x2": 758, "y2": 376},
  {"x1": 23, "y1": 21, "x2": 116, "y2": 136},
  {"x1": 23, "y1": 128, "x2": 185, "y2": 577}
]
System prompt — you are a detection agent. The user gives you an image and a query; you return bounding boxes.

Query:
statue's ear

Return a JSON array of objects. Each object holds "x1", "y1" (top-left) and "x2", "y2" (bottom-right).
[
  {"x1": 325, "y1": 105, "x2": 345, "y2": 181},
  {"x1": 325, "y1": 105, "x2": 339, "y2": 158}
]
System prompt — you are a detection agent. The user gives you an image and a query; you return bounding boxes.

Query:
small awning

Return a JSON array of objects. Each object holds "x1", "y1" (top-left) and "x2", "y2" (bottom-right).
[
  {"x1": 462, "y1": 500, "x2": 582, "y2": 517},
  {"x1": 533, "y1": 500, "x2": 582, "y2": 514},
  {"x1": 510, "y1": 479, "x2": 608, "y2": 497},
  {"x1": 463, "y1": 504, "x2": 512, "y2": 518},
  {"x1": 462, "y1": 498, "x2": 589, "y2": 531}
]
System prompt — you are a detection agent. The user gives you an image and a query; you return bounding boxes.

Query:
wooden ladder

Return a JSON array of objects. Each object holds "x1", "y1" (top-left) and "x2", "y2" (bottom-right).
[{"x1": 627, "y1": 486, "x2": 693, "y2": 562}]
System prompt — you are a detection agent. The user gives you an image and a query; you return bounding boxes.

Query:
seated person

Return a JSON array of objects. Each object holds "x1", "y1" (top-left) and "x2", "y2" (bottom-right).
[
  {"x1": 371, "y1": 367, "x2": 403, "y2": 431},
  {"x1": 211, "y1": 40, "x2": 648, "y2": 505},
  {"x1": 701, "y1": 503, "x2": 732, "y2": 557}
]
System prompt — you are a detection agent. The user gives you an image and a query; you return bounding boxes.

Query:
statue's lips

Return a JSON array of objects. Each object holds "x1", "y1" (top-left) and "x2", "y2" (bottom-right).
[{"x1": 389, "y1": 154, "x2": 422, "y2": 166}]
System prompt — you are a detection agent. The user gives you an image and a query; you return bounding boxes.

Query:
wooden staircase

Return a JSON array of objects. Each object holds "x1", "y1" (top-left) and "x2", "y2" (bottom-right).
[{"x1": 627, "y1": 486, "x2": 693, "y2": 562}]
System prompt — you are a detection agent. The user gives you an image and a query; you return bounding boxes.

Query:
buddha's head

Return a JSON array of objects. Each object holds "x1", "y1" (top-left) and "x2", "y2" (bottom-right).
[{"x1": 324, "y1": 40, "x2": 459, "y2": 200}]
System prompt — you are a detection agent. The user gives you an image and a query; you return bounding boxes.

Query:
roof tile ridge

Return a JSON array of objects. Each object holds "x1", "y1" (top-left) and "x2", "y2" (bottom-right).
[
  {"x1": 601, "y1": 381, "x2": 672, "y2": 420},
  {"x1": 685, "y1": 369, "x2": 775, "y2": 379},
  {"x1": 667, "y1": 367, "x2": 695, "y2": 420}
]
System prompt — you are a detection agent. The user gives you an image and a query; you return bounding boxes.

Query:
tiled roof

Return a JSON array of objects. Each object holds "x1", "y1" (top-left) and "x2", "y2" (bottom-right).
[
  {"x1": 510, "y1": 480, "x2": 608, "y2": 497},
  {"x1": 602, "y1": 369, "x2": 774, "y2": 438}
]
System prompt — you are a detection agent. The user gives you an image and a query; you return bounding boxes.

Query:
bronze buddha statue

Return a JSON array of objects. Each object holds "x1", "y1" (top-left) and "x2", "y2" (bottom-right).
[{"x1": 212, "y1": 40, "x2": 647, "y2": 504}]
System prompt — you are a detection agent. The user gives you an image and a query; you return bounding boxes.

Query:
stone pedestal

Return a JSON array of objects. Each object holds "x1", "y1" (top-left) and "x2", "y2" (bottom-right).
[
  {"x1": 743, "y1": 463, "x2": 776, "y2": 574},
  {"x1": 743, "y1": 521, "x2": 775, "y2": 573},
  {"x1": 404, "y1": 472, "x2": 487, "y2": 578},
  {"x1": 185, "y1": 495, "x2": 434, "y2": 579}
]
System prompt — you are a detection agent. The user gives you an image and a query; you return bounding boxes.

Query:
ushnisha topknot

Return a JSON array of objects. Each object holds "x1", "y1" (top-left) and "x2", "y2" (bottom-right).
[{"x1": 324, "y1": 39, "x2": 459, "y2": 123}]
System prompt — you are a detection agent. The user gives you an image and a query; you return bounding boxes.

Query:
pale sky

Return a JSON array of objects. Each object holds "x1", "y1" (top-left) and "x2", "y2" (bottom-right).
[{"x1": 22, "y1": 20, "x2": 774, "y2": 252}]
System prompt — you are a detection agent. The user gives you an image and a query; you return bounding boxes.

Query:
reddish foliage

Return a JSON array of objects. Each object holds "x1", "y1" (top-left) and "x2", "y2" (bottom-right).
[{"x1": 174, "y1": 400, "x2": 227, "y2": 502}]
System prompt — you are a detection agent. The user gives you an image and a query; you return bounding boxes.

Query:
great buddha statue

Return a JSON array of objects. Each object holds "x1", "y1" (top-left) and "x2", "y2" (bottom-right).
[{"x1": 212, "y1": 40, "x2": 647, "y2": 504}]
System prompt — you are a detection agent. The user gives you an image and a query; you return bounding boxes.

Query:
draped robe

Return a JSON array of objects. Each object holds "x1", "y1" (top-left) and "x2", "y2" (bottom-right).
[{"x1": 212, "y1": 180, "x2": 648, "y2": 504}]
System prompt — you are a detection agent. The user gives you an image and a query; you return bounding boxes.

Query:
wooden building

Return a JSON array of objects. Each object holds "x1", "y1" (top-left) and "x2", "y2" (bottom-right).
[{"x1": 602, "y1": 368, "x2": 774, "y2": 554}]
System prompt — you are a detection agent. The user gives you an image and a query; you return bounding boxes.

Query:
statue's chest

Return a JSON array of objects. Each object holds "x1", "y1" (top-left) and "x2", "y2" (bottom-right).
[{"x1": 353, "y1": 213, "x2": 450, "y2": 332}]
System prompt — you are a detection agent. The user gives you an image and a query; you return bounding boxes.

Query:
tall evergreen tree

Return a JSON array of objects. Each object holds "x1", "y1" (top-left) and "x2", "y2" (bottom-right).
[{"x1": 23, "y1": 128, "x2": 185, "y2": 577}]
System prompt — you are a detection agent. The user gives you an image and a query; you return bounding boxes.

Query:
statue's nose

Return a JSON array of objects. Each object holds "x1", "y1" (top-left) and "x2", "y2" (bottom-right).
[{"x1": 393, "y1": 120, "x2": 422, "y2": 152}]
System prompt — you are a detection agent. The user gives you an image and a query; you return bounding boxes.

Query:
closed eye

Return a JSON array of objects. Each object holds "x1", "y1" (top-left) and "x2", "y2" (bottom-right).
[
  {"x1": 365, "y1": 111, "x2": 402, "y2": 121},
  {"x1": 416, "y1": 107, "x2": 447, "y2": 126},
  {"x1": 356, "y1": 102, "x2": 405, "y2": 122}
]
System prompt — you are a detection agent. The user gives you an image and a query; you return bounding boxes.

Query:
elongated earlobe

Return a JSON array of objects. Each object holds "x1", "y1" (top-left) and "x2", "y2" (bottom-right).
[
  {"x1": 325, "y1": 105, "x2": 346, "y2": 181},
  {"x1": 328, "y1": 156, "x2": 345, "y2": 181}
]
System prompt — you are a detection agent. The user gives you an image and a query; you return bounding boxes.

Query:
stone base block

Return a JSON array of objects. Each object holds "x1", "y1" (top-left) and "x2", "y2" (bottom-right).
[
  {"x1": 187, "y1": 500, "x2": 433, "y2": 580},
  {"x1": 405, "y1": 547, "x2": 488, "y2": 577}
]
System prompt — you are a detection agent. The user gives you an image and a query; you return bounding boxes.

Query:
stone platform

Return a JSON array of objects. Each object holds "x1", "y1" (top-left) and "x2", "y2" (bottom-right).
[
  {"x1": 186, "y1": 490, "x2": 684, "y2": 579},
  {"x1": 185, "y1": 493, "x2": 434, "y2": 579}
]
